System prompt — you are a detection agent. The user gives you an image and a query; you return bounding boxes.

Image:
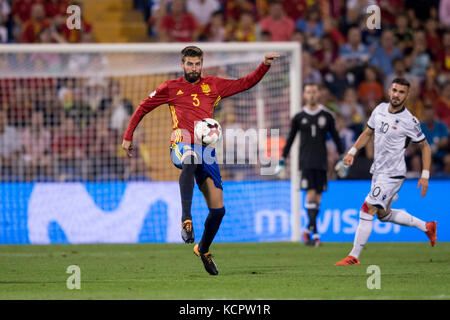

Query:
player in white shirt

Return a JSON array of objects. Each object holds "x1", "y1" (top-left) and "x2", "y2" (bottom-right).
[{"x1": 334, "y1": 78, "x2": 437, "y2": 266}]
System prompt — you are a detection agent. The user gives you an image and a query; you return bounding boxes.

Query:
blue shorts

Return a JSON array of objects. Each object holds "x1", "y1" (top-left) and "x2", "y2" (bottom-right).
[{"x1": 170, "y1": 142, "x2": 223, "y2": 190}]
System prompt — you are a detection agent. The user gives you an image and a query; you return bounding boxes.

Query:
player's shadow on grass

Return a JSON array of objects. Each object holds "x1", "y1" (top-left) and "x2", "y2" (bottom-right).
[{"x1": 222, "y1": 265, "x2": 300, "y2": 276}]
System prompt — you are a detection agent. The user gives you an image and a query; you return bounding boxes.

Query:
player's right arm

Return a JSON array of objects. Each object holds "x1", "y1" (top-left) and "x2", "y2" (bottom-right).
[
  {"x1": 343, "y1": 126, "x2": 374, "y2": 166},
  {"x1": 281, "y1": 114, "x2": 301, "y2": 160},
  {"x1": 122, "y1": 82, "x2": 170, "y2": 157}
]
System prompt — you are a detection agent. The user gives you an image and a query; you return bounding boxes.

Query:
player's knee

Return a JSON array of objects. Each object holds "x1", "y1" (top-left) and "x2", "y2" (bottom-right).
[
  {"x1": 377, "y1": 208, "x2": 390, "y2": 220},
  {"x1": 361, "y1": 202, "x2": 377, "y2": 215},
  {"x1": 209, "y1": 206, "x2": 225, "y2": 217},
  {"x1": 181, "y1": 154, "x2": 198, "y2": 173}
]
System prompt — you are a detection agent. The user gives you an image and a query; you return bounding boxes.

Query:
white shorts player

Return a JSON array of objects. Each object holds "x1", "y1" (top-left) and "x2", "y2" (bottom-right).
[{"x1": 334, "y1": 79, "x2": 437, "y2": 266}]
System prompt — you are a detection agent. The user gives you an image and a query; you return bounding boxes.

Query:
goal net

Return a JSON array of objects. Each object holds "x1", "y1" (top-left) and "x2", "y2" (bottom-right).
[{"x1": 0, "y1": 43, "x2": 301, "y2": 244}]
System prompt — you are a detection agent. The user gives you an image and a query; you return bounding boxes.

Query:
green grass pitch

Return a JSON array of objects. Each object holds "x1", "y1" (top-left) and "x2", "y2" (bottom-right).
[{"x1": 0, "y1": 242, "x2": 449, "y2": 300}]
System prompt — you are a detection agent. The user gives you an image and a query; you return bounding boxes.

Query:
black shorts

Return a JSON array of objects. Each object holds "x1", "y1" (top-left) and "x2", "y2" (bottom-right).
[{"x1": 300, "y1": 169, "x2": 327, "y2": 193}]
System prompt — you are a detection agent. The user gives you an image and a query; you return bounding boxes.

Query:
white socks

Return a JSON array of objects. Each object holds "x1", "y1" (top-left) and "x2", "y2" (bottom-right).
[
  {"x1": 380, "y1": 209, "x2": 427, "y2": 232},
  {"x1": 349, "y1": 208, "x2": 428, "y2": 259},
  {"x1": 349, "y1": 211, "x2": 374, "y2": 259}
]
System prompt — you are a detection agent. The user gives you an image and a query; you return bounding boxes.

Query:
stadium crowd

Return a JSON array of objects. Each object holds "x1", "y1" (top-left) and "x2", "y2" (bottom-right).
[{"x1": 0, "y1": 0, "x2": 450, "y2": 181}]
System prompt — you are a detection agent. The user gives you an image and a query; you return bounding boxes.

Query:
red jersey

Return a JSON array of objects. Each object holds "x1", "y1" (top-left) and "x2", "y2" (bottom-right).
[{"x1": 124, "y1": 62, "x2": 270, "y2": 144}]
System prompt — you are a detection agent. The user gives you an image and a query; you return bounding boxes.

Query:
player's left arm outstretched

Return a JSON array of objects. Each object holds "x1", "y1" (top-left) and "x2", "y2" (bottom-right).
[
  {"x1": 214, "y1": 53, "x2": 280, "y2": 99},
  {"x1": 416, "y1": 139, "x2": 431, "y2": 197}
]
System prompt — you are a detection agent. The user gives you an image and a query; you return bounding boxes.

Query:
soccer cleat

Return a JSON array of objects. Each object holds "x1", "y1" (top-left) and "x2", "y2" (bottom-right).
[
  {"x1": 334, "y1": 255, "x2": 360, "y2": 266},
  {"x1": 302, "y1": 231, "x2": 312, "y2": 246},
  {"x1": 193, "y1": 243, "x2": 218, "y2": 275},
  {"x1": 425, "y1": 221, "x2": 437, "y2": 247},
  {"x1": 181, "y1": 220, "x2": 194, "y2": 244},
  {"x1": 314, "y1": 239, "x2": 322, "y2": 247}
]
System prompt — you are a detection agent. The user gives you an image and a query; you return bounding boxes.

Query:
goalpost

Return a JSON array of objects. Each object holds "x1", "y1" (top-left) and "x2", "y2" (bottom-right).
[{"x1": 0, "y1": 42, "x2": 302, "y2": 243}]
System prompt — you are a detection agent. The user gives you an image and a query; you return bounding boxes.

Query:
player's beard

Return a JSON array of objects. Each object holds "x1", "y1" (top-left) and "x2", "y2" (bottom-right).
[
  {"x1": 184, "y1": 70, "x2": 201, "y2": 83},
  {"x1": 390, "y1": 96, "x2": 406, "y2": 109}
]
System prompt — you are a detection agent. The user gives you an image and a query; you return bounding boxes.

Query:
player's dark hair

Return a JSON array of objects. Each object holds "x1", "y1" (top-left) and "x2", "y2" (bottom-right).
[
  {"x1": 303, "y1": 83, "x2": 320, "y2": 90},
  {"x1": 181, "y1": 46, "x2": 203, "y2": 62},
  {"x1": 391, "y1": 78, "x2": 410, "y2": 88}
]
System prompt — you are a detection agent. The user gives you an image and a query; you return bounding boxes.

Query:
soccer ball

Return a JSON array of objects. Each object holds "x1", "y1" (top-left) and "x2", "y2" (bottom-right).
[{"x1": 194, "y1": 118, "x2": 222, "y2": 146}]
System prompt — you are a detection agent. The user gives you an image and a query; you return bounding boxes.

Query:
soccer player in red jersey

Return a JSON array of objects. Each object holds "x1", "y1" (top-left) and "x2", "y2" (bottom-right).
[{"x1": 122, "y1": 46, "x2": 279, "y2": 275}]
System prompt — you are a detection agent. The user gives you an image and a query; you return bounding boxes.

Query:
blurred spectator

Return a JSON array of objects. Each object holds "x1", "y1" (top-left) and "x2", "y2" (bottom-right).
[
  {"x1": 420, "y1": 67, "x2": 441, "y2": 106},
  {"x1": 20, "y1": 110, "x2": 52, "y2": 180},
  {"x1": 58, "y1": 78, "x2": 75, "y2": 110},
  {"x1": 0, "y1": 0, "x2": 10, "y2": 43},
  {"x1": 85, "y1": 77, "x2": 107, "y2": 112},
  {"x1": 339, "y1": 26, "x2": 370, "y2": 68},
  {"x1": 420, "y1": 105, "x2": 449, "y2": 172},
  {"x1": 440, "y1": 0, "x2": 450, "y2": 26},
  {"x1": 338, "y1": 87, "x2": 366, "y2": 128},
  {"x1": 378, "y1": 0, "x2": 406, "y2": 27},
  {"x1": 51, "y1": 114, "x2": 85, "y2": 181},
  {"x1": 44, "y1": 0, "x2": 69, "y2": 20},
  {"x1": 186, "y1": 0, "x2": 221, "y2": 35},
  {"x1": 0, "y1": 23, "x2": 6, "y2": 43},
  {"x1": 405, "y1": 80, "x2": 425, "y2": 120},
  {"x1": 34, "y1": 86, "x2": 62, "y2": 128},
  {"x1": 260, "y1": 30, "x2": 271, "y2": 42},
  {"x1": 228, "y1": 11, "x2": 256, "y2": 42},
  {"x1": 158, "y1": 0, "x2": 200, "y2": 42},
  {"x1": 99, "y1": 80, "x2": 134, "y2": 133},
  {"x1": 405, "y1": 0, "x2": 440, "y2": 23},
  {"x1": 384, "y1": 57, "x2": 418, "y2": 94},
  {"x1": 224, "y1": 0, "x2": 257, "y2": 26},
  {"x1": 435, "y1": 81, "x2": 450, "y2": 128},
  {"x1": 295, "y1": 6, "x2": 323, "y2": 37},
  {"x1": 436, "y1": 30, "x2": 450, "y2": 78},
  {"x1": 392, "y1": 13, "x2": 413, "y2": 54},
  {"x1": 8, "y1": 82, "x2": 33, "y2": 128},
  {"x1": 147, "y1": 0, "x2": 171, "y2": 39},
  {"x1": 65, "y1": 81, "x2": 94, "y2": 128},
  {"x1": 259, "y1": 0, "x2": 295, "y2": 41},
  {"x1": 311, "y1": 34, "x2": 338, "y2": 76},
  {"x1": 20, "y1": 2, "x2": 50, "y2": 43},
  {"x1": 202, "y1": 10, "x2": 226, "y2": 42},
  {"x1": 302, "y1": 50, "x2": 322, "y2": 85},
  {"x1": 290, "y1": 28, "x2": 306, "y2": 49},
  {"x1": 0, "y1": 108, "x2": 21, "y2": 180},
  {"x1": 322, "y1": 18, "x2": 346, "y2": 49},
  {"x1": 12, "y1": 0, "x2": 34, "y2": 27},
  {"x1": 327, "y1": 114, "x2": 356, "y2": 179},
  {"x1": 281, "y1": 0, "x2": 307, "y2": 22},
  {"x1": 84, "y1": 111, "x2": 124, "y2": 181},
  {"x1": 319, "y1": 85, "x2": 340, "y2": 115},
  {"x1": 369, "y1": 29, "x2": 402, "y2": 77},
  {"x1": 323, "y1": 56, "x2": 357, "y2": 101},
  {"x1": 424, "y1": 18, "x2": 442, "y2": 59},
  {"x1": 406, "y1": 29, "x2": 431, "y2": 80},
  {"x1": 358, "y1": 66, "x2": 384, "y2": 109},
  {"x1": 37, "y1": 25, "x2": 66, "y2": 43}
]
